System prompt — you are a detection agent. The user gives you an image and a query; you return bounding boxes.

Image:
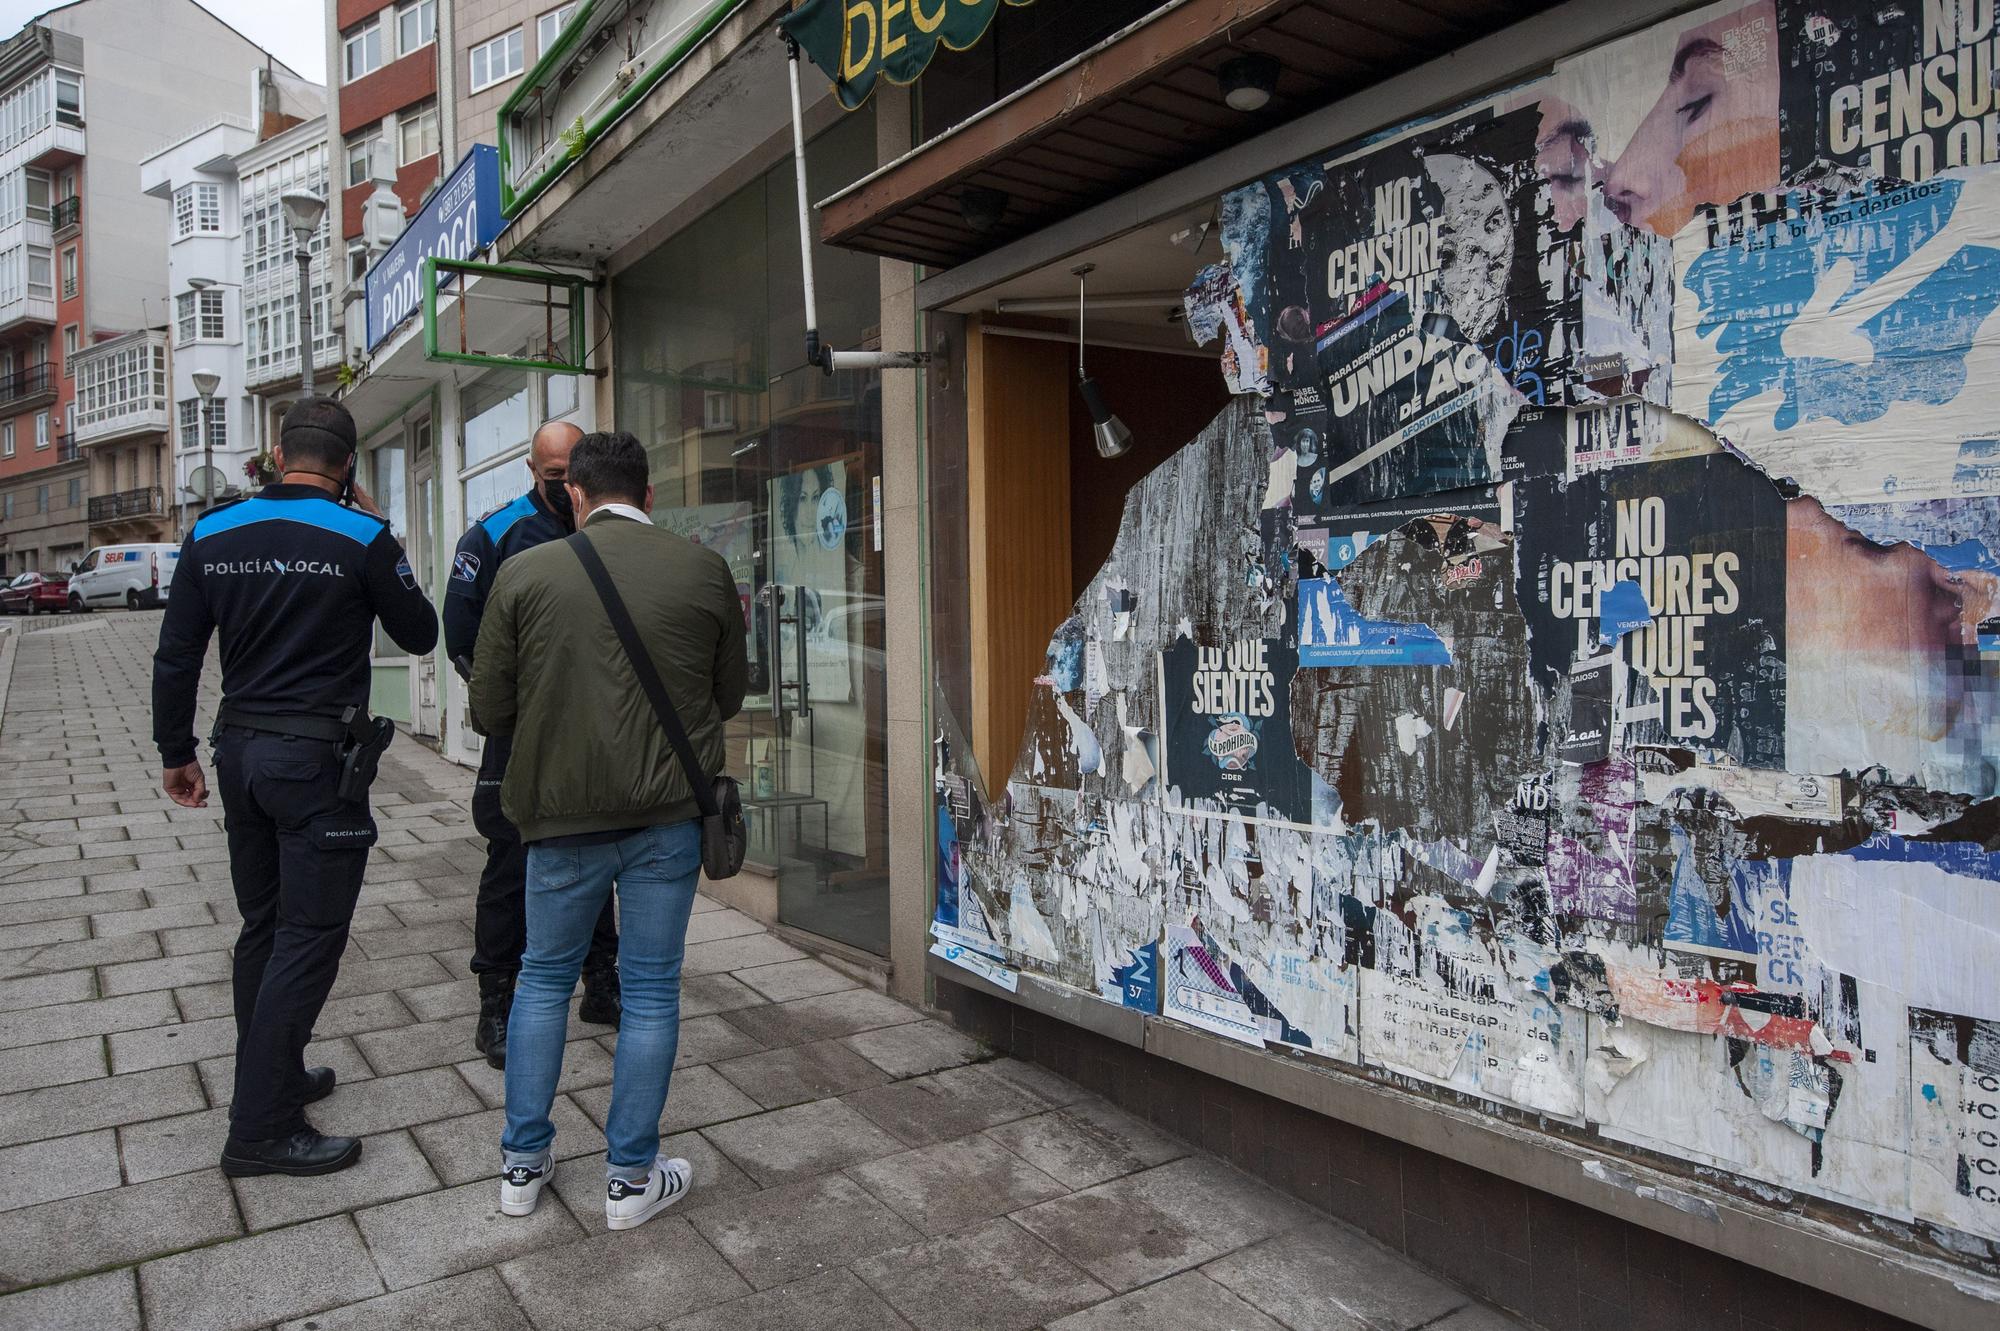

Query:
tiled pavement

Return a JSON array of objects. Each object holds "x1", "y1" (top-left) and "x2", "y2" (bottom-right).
[{"x1": 0, "y1": 611, "x2": 1527, "y2": 1331}]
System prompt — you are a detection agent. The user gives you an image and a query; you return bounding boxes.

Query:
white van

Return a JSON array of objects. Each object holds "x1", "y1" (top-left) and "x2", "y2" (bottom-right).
[{"x1": 68, "y1": 543, "x2": 178, "y2": 612}]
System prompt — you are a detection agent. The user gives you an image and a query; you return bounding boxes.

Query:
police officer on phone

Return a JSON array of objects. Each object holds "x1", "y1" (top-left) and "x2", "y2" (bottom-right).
[
  {"x1": 153, "y1": 397, "x2": 437, "y2": 1178},
  {"x1": 446, "y1": 419, "x2": 621, "y2": 1070}
]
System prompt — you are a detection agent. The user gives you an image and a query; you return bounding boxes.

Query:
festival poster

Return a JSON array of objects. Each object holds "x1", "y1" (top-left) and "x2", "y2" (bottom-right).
[
  {"x1": 1516, "y1": 454, "x2": 1790, "y2": 767},
  {"x1": 1156, "y1": 637, "x2": 1316, "y2": 829},
  {"x1": 1777, "y1": 0, "x2": 2000, "y2": 189},
  {"x1": 1674, "y1": 172, "x2": 2000, "y2": 508}
]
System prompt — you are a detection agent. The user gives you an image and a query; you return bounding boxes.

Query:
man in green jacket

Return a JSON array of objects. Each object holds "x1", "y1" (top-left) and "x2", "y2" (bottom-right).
[{"x1": 469, "y1": 430, "x2": 747, "y2": 1232}]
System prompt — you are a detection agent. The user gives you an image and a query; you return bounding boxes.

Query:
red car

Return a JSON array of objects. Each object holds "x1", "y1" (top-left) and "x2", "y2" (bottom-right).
[{"x1": 0, "y1": 571, "x2": 70, "y2": 615}]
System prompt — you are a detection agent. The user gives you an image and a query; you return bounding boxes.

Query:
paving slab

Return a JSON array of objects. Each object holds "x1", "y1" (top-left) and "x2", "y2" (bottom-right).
[
  {"x1": 711, "y1": 1037, "x2": 890, "y2": 1109},
  {"x1": 733, "y1": 958, "x2": 864, "y2": 1004},
  {"x1": 0, "y1": 1269, "x2": 140, "y2": 1331},
  {"x1": 312, "y1": 1065, "x2": 486, "y2": 1136},
  {"x1": 0, "y1": 1032, "x2": 105, "y2": 1094},
  {"x1": 1202, "y1": 1220, "x2": 1483, "y2": 1331},
  {"x1": 232, "y1": 1130, "x2": 441, "y2": 1231},
  {"x1": 97, "y1": 948, "x2": 233, "y2": 997},
  {"x1": 681, "y1": 932, "x2": 808, "y2": 975},
  {"x1": 396, "y1": 976, "x2": 481, "y2": 1022},
  {"x1": 350, "y1": 920, "x2": 475, "y2": 960},
  {"x1": 848, "y1": 1133, "x2": 1068, "y2": 1237},
  {"x1": 1012, "y1": 1155, "x2": 1319, "y2": 1293},
  {"x1": 499, "y1": 1216, "x2": 750, "y2": 1331},
  {"x1": 351, "y1": 1015, "x2": 484, "y2": 1076},
  {"x1": 107, "y1": 1011, "x2": 237, "y2": 1072},
  {"x1": 720, "y1": 987, "x2": 924, "y2": 1049},
  {"x1": 686, "y1": 1171, "x2": 921, "y2": 1290},
  {"x1": 355, "y1": 1175, "x2": 585, "y2": 1291},
  {"x1": 982, "y1": 1099, "x2": 1189, "y2": 1190},
  {"x1": 0, "y1": 967, "x2": 92, "y2": 1013},
  {"x1": 94, "y1": 902, "x2": 216, "y2": 938},
  {"x1": 843, "y1": 1061, "x2": 1056, "y2": 1147},
  {"x1": 0, "y1": 933, "x2": 160, "y2": 982},
  {"x1": 572, "y1": 1062, "x2": 761, "y2": 1135},
  {"x1": 137, "y1": 1214, "x2": 385, "y2": 1331},
  {"x1": 679, "y1": 970, "x2": 764, "y2": 1016},
  {"x1": 274, "y1": 1268, "x2": 533, "y2": 1331},
  {"x1": 851, "y1": 1216, "x2": 1111, "y2": 1331},
  {"x1": 454, "y1": 1035, "x2": 616, "y2": 1108},
  {"x1": 0, "y1": 1128, "x2": 121, "y2": 1213},
  {"x1": 702, "y1": 1096, "x2": 907, "y2": 1187},
  {"x1": 1045, "y1": 1269, "x2": 1290, "y2": 1331},
  {"x1": 842, "y1": 1019, "x2": 984, "y2": 1079},
  {"x1": 409, "y1": 1095, "x2": 604, "y2": 1187},
  {"x1": 2, "y1": 1063, "x2": 205, "y2": 1147},
  {"x1": 196, "y1": 1035, "x2": 374, "y2": 1105},
  {"x1": 683, "y1": 905, "x2": 766, "y2": 945},
  {"x1": 658, "y1": 1267, "x2": 914, "y2": 1331},
  {"x1": 0, "y1": 1166, "x2": 240, "y2": 1291},
  {"x1": 0, "y1": 886, "x2": 142, "y2": 926}
]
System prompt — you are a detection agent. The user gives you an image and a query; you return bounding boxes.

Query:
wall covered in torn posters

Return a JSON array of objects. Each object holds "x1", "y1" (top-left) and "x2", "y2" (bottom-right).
[{"x1": 931, "y1": 0, "x2": 2000, "y2": 1264}]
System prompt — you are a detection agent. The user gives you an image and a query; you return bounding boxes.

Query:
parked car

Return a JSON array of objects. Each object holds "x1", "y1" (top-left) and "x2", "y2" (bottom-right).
[
  {"x1": 67, "y1": 543, "x2": 178, "y2": 612},
  {"x1": 0, "y1": 571, "x2": 69, "y2": 615}
]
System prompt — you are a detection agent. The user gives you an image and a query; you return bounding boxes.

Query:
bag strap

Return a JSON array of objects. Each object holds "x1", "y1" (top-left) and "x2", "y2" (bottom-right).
[{"x1": 567, "y1": 531, "x2": 720, "y2": 819}]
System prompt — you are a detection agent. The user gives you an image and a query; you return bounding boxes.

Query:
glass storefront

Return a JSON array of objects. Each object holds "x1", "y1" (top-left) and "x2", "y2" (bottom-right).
[{"x1": 614, "y1": 106, "x2": 889, "y2": 956}]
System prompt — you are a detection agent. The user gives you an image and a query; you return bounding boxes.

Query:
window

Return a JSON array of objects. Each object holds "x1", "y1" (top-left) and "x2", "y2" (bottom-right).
[
  {"x1": 26, "y1": 248, "x2": 50, "y2": 301},
  {"x1": 537, "y1": 4, "x2": 578, "y2": 55},
  {"x1": 343, "y1": 19, "x2": 384, "y2": 83},
  {"x1": 35, "y1": 484, "x2": 46, "y2": 513},
  {"x1": 34, "y1": 412, "x2": 48, "y2": 448},
  {"x1": 53, "y1": 71, "x2": 79, "y2": 126},
  {"x1": 547, "y1": 371, "x2": 579, "y2": 420},
  {"x1": 177, "y1": 398, "x2": 226, "y2": 452},
  {"x1": 62, "y1": 324, "x2": 76, "y2": 377},
  {"x1": 59, "y1": 246, "x2": 75, "y2": 300},
  {"x1": 398, "y1": 103, "x2": 439, "y2": 166},
  {"x1": 24, "y1": 169, "x2": 48, "y2": 223},
  {"x1": 175, "y1": 289, "x2": 224, "y2": 344},
  {"x1": 346, "y1": 136, "x2": 377, "y2": 187},
  {"x1": 173, "y1": 183, "x2": 221, "y2": 239},
  {"x1": 3, "y1": 494, "x2": 11, "y2": 520},
  {"x1": 396, "y1": 0, "x2": 436, "y2": 56},
  {"x1": 2, "y1": 423, "x2": 12, "y2": 457},
  {"x1": 469, "y1": 29, "x2": 524, "y2": 93},
  {"x1": 67, "y1": 478, "x2": 79, "y2": 508},
  {"x1": 348, "y1": 241, "x2": 369, "y2": 282}
]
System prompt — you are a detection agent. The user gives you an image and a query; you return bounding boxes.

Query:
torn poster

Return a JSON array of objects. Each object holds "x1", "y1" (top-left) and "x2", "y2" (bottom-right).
[
  {"x1": 1910, "y1": 1009, "x2": 2000, "y2": 1242},
  {"x1": 1158, "y1": 637, "x2": 1318, "y2": 829},
  {"x1": 1297, "y1": 576, "x2": 1452, "y2": 666},
  {"x1": 1162, "y1": 923, "x2": 1265, "y2": 1046}
]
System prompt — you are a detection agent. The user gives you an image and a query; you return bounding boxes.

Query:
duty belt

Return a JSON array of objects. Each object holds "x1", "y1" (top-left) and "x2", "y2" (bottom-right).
[{"x1": 214, "y1": 706, "x2": 349, "y2": 742}]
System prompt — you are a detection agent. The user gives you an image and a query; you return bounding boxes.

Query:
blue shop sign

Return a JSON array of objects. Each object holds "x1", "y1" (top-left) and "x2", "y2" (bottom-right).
[{"x1": 365, "y1": 144, "x2": 501, "y2": 352}]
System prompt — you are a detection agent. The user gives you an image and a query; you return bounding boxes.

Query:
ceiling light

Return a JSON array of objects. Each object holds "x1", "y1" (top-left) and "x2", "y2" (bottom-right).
[
  {"x1": 1219, "y1": 54, "x2": 1279, "y2": 113},
  {"x1": 960, "y1": 186, "x2": 1010, "y2": 235}
]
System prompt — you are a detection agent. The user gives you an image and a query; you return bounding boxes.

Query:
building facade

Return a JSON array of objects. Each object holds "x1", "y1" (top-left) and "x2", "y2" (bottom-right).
[
  {"x1": 0, "y1": 0, "x2": 303, "y2": 571},
  {"x1": 328, "y1": 0, "x2": 443, "y2": 286}
]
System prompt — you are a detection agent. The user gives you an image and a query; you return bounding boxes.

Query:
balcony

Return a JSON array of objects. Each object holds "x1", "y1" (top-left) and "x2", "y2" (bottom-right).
[
  {"x1": 73, "y1": 330, "x2": 169, "y2": 445},
  {"x1": 50, "y1": 195, "x2": 76, "y2": 237},
  {"x1": 55, "y1": 430, "x2": 75, "y2": 462},
  {"x1": 0, "y1": 361, "x2": 53, "y2": 411},
  {"x1": 88, "y1": 485, "x2": 162, "y2": 523}
]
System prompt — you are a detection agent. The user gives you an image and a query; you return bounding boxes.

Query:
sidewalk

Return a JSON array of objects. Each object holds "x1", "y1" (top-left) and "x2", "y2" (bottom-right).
[{"x1": 0, "y1": 612, "x2": 1526, "y2": 1331}]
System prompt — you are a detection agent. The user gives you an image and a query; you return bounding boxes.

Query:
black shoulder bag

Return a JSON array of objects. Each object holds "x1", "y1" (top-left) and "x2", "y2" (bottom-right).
[{"x1": 569, "y1": 532, "x2": 746, "y2": 880}]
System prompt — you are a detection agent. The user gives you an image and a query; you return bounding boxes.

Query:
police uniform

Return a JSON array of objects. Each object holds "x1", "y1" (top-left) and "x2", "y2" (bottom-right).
[
  {"x1": 154, "y1": 484, "x2": 437, "y2": 1155},
  {"x1": 446, "y1": 488, "x2": 620, "y2": 1064}
]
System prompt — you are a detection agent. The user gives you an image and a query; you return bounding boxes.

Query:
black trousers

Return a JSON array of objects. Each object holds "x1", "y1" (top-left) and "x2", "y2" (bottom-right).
[
  {"x1": 215, "y1": 726, "x2": 376, "y2": 1141},
  {"x1": 469, "y1": 736, "x2": 617, "y2": 978}
]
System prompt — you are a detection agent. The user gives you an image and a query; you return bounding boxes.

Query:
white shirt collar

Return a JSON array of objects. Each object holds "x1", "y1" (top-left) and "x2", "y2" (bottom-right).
[{"x1": 589, "y1": 502, "x2": 652, "y2": 526}]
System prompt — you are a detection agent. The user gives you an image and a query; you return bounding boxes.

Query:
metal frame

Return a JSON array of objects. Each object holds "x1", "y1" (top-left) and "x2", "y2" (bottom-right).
[
  {"x1": 420, "y1": 257, "x2": 591, "y2": 374},
  {"x1": 496, "y1": 0, "x2": 751, "y2": 220}
]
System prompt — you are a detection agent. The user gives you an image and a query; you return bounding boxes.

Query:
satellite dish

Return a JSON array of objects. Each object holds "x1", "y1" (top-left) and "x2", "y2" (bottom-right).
[{"x1": 186, "y1": 466, "x2": 230, "y2": 501}]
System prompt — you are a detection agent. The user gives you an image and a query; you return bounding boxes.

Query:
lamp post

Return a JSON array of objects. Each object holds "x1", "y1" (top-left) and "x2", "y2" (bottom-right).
[
  {"x1": 280, "y1": 191, "x2": 327, "y2": 398},
  {"x1": 191, "y1": 371, "x2": 220, "y2": 512}
]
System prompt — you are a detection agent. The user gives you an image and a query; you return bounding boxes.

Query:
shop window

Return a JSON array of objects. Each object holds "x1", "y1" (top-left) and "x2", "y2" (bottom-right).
[
  {"x1": 469, "y1": 28, "x2": 524, "y2": 93},
  {"x1": 611, "y1": 105, "x2": 888, "y2": 954}
]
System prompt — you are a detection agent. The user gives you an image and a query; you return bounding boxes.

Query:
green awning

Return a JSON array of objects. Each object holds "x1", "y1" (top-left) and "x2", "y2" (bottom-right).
[{"x1": 779, "y1": 0, "x2": 1037, "y2": 111}]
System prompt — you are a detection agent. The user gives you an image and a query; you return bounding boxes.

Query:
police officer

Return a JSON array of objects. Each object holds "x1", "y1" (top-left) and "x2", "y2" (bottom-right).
[
  {"x1": 447, "y1": 419, "x2": 620, "y2": 1069},
  {"x1": 154, "y1": 397, "x2": 438, "y2": 1178}
]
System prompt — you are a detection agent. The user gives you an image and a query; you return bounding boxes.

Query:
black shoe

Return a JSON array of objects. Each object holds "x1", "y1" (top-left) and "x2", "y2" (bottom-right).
[
  {"x1": 302, "y1": 1067, "x2": 336, "y2": 1105},
  {"x1": 579, "y1": 959, "x2": 621, "y2": 1027},
  {"x1": 475, "y1": 972, "x2": 514, "y2": 1071},
  {"x1": 221, "y1": 1128, "x2": 363, "y2": 1178}
]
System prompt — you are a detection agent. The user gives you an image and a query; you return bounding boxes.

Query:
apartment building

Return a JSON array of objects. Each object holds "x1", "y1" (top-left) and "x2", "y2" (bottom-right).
[
  {"x1": 453, "y1": 0, "x2": 575, "y2": 163},
  {"x1": 139, "y1": 69, "x2": 330, "y2": 537},
  {"x1": 0, "y1": 0, "x2": 299, "y2": 572},
  {"x1": 328, "y1": 0, "x2": 444, "y2": 288}
]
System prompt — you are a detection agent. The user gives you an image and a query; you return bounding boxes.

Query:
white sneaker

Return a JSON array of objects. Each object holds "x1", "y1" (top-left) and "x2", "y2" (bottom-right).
[
  {"x1": 604, "y1": 1155, "x2": 692, "y2": 1231},
  {"x1": 499, "y1": 1157, "x2": 556, "y2": 1217}
]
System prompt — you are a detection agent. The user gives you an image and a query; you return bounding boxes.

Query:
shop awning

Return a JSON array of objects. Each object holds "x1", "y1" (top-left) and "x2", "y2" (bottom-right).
[
  {"x1": 780, "y1": 0, "x2": 1036, "y2": 111},
  {"x1": 816, "y1": 0, "x2": 1554, "y2": 269}
]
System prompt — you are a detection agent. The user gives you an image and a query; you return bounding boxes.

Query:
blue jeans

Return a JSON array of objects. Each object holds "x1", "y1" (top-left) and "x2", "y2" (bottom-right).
[{"x1": 501, "y1": 821, "x2": 701, "y2": 1182}]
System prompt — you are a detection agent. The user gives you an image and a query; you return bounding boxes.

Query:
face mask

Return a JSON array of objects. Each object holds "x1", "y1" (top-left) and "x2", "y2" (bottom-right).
[{"x1": 542, "y1": 477, "x2": 574, "y2": 525}]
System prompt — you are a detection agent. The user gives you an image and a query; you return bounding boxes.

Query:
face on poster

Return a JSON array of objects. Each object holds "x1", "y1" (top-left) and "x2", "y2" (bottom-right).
[{"x1": 1546, "y1": 0, "x2": 1780, "y2": 237}]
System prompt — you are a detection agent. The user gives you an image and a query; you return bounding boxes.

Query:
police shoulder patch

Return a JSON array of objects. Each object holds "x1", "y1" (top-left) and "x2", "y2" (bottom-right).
[
  {"x1": 397, "y1": 555, "x2": 419, "y2": 590},
  {"x1": 452, "y1": 551, "x2": 481, "y2": 583}
]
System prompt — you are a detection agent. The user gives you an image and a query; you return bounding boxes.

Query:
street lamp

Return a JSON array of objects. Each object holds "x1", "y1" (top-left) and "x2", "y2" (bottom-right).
[
  {"x1": 191, "y1": 371, "x2": 220, "y2": 509},
  {"x1": 280, "y1": 190, "x2": 327, "y2": 397}
]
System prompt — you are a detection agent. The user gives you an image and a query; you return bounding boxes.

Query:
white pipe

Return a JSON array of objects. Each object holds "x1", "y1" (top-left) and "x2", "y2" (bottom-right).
[
  {"x1": 982, "y1": 324, "x2": 1214, "y2": 359},
  {"x1": 787, "y1": 47, "x2": 820, "y2": 346},
  {"x1": 827, "y1": 349, "x2": 931, "y2": 372}
]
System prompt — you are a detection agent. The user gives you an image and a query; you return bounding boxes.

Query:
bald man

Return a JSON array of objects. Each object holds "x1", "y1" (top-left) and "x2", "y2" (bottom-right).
[{"x1": 446, "y1": 419, "x2": 621, "y2": 1066}]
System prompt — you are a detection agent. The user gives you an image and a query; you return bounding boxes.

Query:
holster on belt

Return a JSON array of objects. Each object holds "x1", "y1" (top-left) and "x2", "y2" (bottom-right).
[{"x1": 336, "y1": 706, "x2": 396, "y2": 802}]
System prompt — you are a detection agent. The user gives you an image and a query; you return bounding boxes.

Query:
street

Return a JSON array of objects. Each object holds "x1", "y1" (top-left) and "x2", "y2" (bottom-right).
[{"x1": 0, "y1": 612, "x2": 1523, "y2": 1331}]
